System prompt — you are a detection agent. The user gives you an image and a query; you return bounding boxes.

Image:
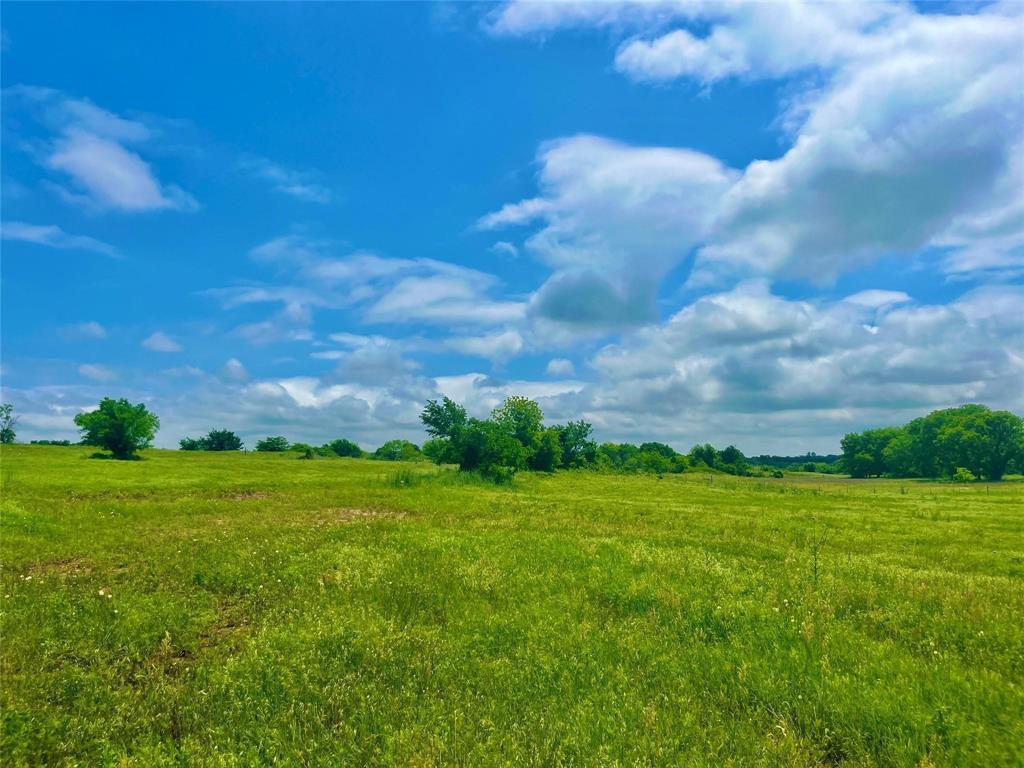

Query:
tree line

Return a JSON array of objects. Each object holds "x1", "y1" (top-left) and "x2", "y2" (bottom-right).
[
  {"x1": 840, "y1": 404, "x2": 1024, "y2": 481},
  {"x1": 5, "y1": 398, "x2": 1022, "y2": 483}
]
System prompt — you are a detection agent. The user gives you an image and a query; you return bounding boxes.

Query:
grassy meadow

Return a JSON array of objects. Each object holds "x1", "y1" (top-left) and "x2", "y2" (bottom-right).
[{"x1": 1, "y1": 445, "x2": 1022, "y2": 767}]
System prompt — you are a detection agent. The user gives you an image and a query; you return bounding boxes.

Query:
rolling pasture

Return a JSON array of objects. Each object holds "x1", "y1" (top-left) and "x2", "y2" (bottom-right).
[{"x1": 1, "y1": 446, "x2": 1022, "y2": 766}]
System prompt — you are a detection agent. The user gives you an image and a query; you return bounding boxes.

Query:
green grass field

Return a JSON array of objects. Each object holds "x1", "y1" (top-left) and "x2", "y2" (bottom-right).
[{"x1": 1, "y1": 445, "x2": 1022, "y2": 767}]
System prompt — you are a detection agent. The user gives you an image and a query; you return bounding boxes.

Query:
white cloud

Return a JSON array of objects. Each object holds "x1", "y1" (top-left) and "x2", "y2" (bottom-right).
[
  {"x1": 142, "y1": 331, "x2": 183, "y2": 353},
  {"x1": 242, "y1": 158, "x2": 332, "y2": 204},
  {"x1": 210, "y1": 235, "x2": 526, "y2": 339},
  {"x1": 219, "y1": 358, "x2": 250, "y2": 383},
  {"x1": 545, "y1": 358, "x2": 575, "y2": 377},
  {"x1": 62, "y1": 321, "x2": 107, "y2": 340},
  {"x1": 485, "y1": 4, "x2": 1024, "y2": 290},
  {"x1": 77, "y1": 363, "x2": 117, "y2": 382},
  {"x1": 447, "y1": 329, "x2": 525, "y2": 362},
  {"x1": 581, "y1": 282, "x2": 1024, "y2": 448},
  {"x1": 2, "y1": 221, "x2": 118, "y2": 257},
  {"x1": 7, "y1": 86, "x2": 197, "y2": 213},
  {"x1": 480, "y1": 134, "x2": 735, "y2": 330},
  {"x1": 489, "y1": 240, "x2": 519, "y2": 259}
]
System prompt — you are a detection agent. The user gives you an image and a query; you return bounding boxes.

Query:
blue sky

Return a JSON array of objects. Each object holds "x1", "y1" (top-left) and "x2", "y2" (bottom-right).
[{"x1": 2, "y1": 2, "x2": 1022, "y2": 453}]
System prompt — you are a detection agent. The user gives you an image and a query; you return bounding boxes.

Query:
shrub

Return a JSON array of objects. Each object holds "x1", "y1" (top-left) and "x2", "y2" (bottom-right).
[
  {"x1": 180, "y1": 429, "x2": 244, "y2": 451},
  {"x1": 952, "y1": 466, "x2": 977, "y2": 483},
  {"x1": 327, "y1": 438, "x2": 363, "y2": 458},
  {"x1": 255, "y1": 436, "x2": 290, "y2": 452},
  {"x1": 373, "y1": 440, "x2": 422, "y2": 462}
]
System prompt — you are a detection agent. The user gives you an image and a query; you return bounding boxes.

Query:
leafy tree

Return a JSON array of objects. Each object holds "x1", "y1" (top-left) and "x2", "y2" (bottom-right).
[
  {"x1": 720, "y1": 445, "x2": 745, "y2": 466},
  {"x1": 255, "y1": 436, "x2": 290, "y2": 452},
  {"x1": 179, "y1": 437, "x2": 205, "y2": 451},
  {"x1": 0, "y1": 403, "x2": 19, "y2": 444},
  {"x1": 327, "y1": 438, "x2": 363, "y2": 458},
  {"x1": 555, "y1": 420, "x2": 597, "y2": 468},
  {"x1": 689, "y1": 443, "x2": 719, "y2": 469},
  {"x1": 203, "y1": 429, "x2": 244, "y2": 451},
  {"x1": 73, "y1": 398, "x2": 159, "y2": 460},
  {"x1": 421, "y1": 397, "x2": 468, "y2": 441},
  {"x1": 373, "y1": 439, "x2": 422, "y2": 462},
  {"x1": 491, "y1": 396, "x2": 544, "y2": 449},
  {"x1": 840, "y1": 427, "x2": 902, "y2": 477},
  {"x1": 529, "y1": 427, "x2": 563, "y2": 472},
  {"x1": 639, "y1": 442, "x2": 676, "y2": 458}
]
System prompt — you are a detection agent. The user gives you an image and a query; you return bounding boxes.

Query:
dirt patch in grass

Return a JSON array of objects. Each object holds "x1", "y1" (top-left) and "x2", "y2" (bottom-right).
[
  {"x1": 222, "y1": 490, "x2": 271, "y2": 501},
  {"x1": 313, "y1": 507, "x2": 408, "y2": 527}
]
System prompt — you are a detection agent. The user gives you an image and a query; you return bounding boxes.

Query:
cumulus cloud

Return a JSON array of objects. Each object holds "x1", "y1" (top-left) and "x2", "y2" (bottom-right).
[
  {"x1": 2, "y1": 221, "x2": 119, "y2": 257},
  {"x1": 479, "y1": 135, "x2": 735, "y2": 330},
  {"x1": 545, "y1": 358, "x2": 575, "y2": 377},
  {"x1": 581, "y1": 282, "x2": 1024, "y2": 448},
  {"x1": 6, "y1": 86, "x2": 197, "y2": 213},
  {"x1": 485, "y1": 3, "x2": 1024, "y2": 293},
  {"x1": 447, "y1": 329, "x2": 525, "y2": 362},
  {"x1": 142, "y1": 331, "x2": 183, "y2": 353}
]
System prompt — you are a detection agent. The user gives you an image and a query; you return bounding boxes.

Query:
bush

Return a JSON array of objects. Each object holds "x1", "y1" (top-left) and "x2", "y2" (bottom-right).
[
  {"x1": 952, "y1": 467, "x2": 977, "y2": 483},
  {"x1": 180, "y1": 429, "x2": 244, "y2": 451},
  {"x1": 373, "y1": 440, "x2": 422, "y2": 462},
  {"x1": 255, "y1": 436, "x2": 290, "y2": 452},
  {"x1": 327, "y1": 438, "x2": 363, "y2": 458},
  {"x1": 771, "y1": 469, "x2": 785, "y2": 479}
]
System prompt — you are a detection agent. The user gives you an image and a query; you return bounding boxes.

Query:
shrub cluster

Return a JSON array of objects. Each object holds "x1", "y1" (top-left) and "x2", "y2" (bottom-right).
[{"x1": 180, "y1": 429, "x2": 244, "y2": 451}]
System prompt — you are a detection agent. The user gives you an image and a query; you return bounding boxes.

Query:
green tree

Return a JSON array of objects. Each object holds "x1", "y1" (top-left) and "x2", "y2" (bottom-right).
[
  {"x1": 689, "y1": 443, "x2": 718, "y2": 469},
  {"x1": 204, "y1": 429, "x2": 244, "y2": 451},
  {"x1": 373, "y1": 440, "x2": 422, "y2": 462},
  {"x1": 255, "y1": 436, "x2": 290, "y2": 452},
  {"x1": 491, "y1": 396, "x2": 544, "y2": 449},
  {"x1": 421, "y1": 397, "x2": 468, "y2": 441},
  {"x1": 458, "y1": 419, "x2": 526, "y2": 475},
  {"x1": 0, "y1": 403, "x2": 19, "y2": 444},
  {"x1": 327, "y1": 438, "x2": 363, "y2": 458},
  {"x1": 555, "y1": 420, "x2": 597, "y2": 468},
  {"x1": 529, "y1": 427, "x2": 563, "y2": 472},
  {"x1": 179, "y1": 437, "x2": 205, "y2": 451},
  {"x1": 74, "y1": 398, "x2": 159, "y2": 460}
]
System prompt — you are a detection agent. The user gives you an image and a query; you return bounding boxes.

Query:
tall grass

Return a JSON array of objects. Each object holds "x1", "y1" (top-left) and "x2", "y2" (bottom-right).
[{"x1": 1, "y1": 445, "x2": 1022, "y2": 766}]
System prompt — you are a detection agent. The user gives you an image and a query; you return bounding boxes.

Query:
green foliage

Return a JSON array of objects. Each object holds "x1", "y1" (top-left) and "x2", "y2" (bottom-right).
[
  {"x1": 372, "y1": 440, "x2": 422, "y2": 462},
  {"x1": 555, "y1": 420, "x2": 597, "y2": 468},
  {"x1": 327, "y1": 438, "x2": 363, "y2": 458},
  {"x1": 0, "y1": 403, "x2": 18, "y2": 444},
  {"x1": 529, "y1": 427, "x2": 563, "y2": 472},
  {"x1": 255, "y1": 436, "x2": 290, "y2": 452},
  {"x1": 72, "y1": 397, "x2": 159, "y2": 460},
  {"x1": 843, "y1": 405, "x2": 1024, "y2": 480},
  {"x1": 689, "y1": 443, "x2": 719, "y2": 468},
  {"x1": 491, "y1": 395, "x2": 544, "y2": 449},
  {"x1": 953, "y1": 466, "x2": 977, "y2": 483},
  {"x1": 180, "y1": 429, "x2": 244, "y2": 452},
  {"x1": 29, "y1": 439, "x2": 72, "y2": 446}
]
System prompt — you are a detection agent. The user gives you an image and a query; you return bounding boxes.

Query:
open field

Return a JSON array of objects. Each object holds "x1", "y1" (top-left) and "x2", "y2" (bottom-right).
[{"x1": 1, "y1": 446, "x2": 1022, "y2": 767}]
